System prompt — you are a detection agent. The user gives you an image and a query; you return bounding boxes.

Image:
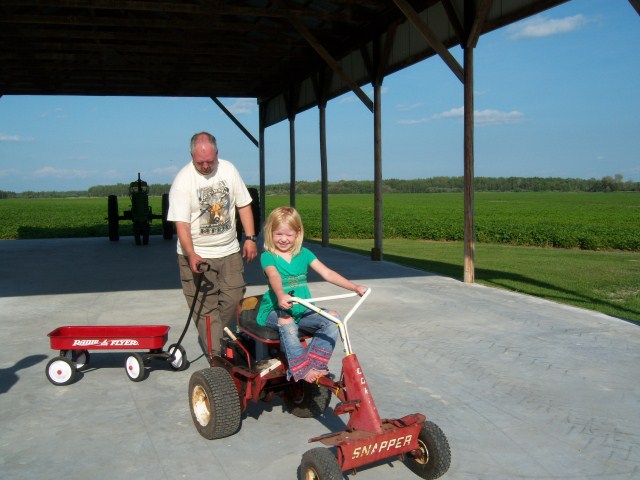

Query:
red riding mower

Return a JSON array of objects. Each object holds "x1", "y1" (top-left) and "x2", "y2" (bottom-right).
[{"x1": 188, "y1": 289, "x2": 451, "y2": 479}]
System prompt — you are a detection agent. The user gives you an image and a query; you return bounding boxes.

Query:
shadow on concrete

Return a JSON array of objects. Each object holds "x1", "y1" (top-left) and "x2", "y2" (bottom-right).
[
  {"x1": 0, "y1": 354, "x2": 48, "y2": 394},
  {"x1": 0, "y1": 237, "x2": 434, "y2": 298}
]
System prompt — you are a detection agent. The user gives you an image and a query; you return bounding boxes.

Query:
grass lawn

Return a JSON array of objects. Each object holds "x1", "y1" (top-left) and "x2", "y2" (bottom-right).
[{"x1": 322, "y1": 238, "x2": 640, "y2": 324}]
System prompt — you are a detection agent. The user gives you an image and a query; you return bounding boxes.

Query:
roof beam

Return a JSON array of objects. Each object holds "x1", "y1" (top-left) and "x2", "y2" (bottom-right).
[
  {"x1": 283, "y1": 9, "x2": 374, "y2": 112},
  {"x1": 466, "y1": 0, "x2": 494, "y2": 48},
  {"x1": 392, "y1": 0, "x2": 464, "y2": 83},
  {"x1": 629, "y1": 0, "x2": 640, "y2": 15}
]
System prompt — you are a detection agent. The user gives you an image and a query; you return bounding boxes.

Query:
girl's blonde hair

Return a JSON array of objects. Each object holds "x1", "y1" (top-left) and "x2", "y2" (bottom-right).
[{"x1": 263, "y1": 206, "x2": 304, "y2": 256}]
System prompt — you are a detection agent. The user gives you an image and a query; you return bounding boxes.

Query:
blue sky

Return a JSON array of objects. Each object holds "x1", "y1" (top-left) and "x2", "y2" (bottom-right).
[{"x1": 1, "y1": 0, "x2": 638, "y2": 193}]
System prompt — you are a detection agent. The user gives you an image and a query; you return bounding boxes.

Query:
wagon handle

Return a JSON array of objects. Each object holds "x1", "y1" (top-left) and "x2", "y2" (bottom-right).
[{"x1": 169, "y1": 264, "x2": 208, "y2": 358}]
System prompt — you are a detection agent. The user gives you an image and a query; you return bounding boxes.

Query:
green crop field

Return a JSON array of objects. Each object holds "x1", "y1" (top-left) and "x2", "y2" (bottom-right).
[
  {"x1": 266, "y1": 192, "x2": 640, "y2": 251},
  {"x1": 1, "y1": 192, "x2": 638, "y2": 323}
]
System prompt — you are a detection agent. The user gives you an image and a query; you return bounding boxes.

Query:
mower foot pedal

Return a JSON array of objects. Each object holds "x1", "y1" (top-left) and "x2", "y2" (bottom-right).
[
  {"x1": 334, "y1": 400, "x2": 360, "y2": 415},
  {"x1": 256, "y1": 358, "x2": 282, "y2": 377}
]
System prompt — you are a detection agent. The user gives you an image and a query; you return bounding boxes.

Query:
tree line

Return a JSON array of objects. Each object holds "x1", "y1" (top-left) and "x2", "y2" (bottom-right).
[{"x1": 1, "y1": 174, "x2": 638, "y2": 199}]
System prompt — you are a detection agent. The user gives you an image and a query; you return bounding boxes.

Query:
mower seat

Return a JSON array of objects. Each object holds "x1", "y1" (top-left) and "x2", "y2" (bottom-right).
[{"x1": 236, "y1": 295, "x2": 311, "y2": 344}]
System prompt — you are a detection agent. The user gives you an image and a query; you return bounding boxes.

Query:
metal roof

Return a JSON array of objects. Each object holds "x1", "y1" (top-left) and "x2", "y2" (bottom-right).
[{"x1": 1, "y1": 0, "x2": 575, "y2": 127}]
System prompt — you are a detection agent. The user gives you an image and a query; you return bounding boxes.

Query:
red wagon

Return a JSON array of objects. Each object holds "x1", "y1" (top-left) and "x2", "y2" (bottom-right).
[{"x1": 46, "y1": 324, "x2": 188, "y2": 385}]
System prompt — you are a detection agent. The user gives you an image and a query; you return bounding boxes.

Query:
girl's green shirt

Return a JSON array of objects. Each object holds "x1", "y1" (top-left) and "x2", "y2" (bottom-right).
[{"x1": 256, "y1": 247, "x2": 317, "y2": 326}]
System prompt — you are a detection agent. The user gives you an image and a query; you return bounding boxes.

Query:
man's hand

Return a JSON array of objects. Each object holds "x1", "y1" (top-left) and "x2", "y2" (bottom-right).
[
  {"x1": 188, "y1": 253, "x2": 206, "y2": 273},
  {"x1": 242, "y1": 240, "x2": 258, "y2": 263}
]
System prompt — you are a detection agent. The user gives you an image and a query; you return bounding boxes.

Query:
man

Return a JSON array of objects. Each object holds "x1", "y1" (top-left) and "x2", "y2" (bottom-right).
[{"x1": 168, "y1": 131, "x2": 258, "y2": 353}]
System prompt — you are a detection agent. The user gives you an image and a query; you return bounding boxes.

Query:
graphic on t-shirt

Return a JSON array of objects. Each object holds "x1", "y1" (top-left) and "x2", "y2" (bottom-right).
[{"x1": 198, "y1": 182, "x2": 232, "y2": 235}]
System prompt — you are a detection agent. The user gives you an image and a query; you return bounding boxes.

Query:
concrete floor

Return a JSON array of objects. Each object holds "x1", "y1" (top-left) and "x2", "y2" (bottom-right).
[{"x1": 1, "y1": 236, "x2": 638, "y2": 480}]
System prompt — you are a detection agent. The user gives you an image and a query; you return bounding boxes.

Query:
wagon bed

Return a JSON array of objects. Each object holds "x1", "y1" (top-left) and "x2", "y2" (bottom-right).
[
  {"x1": 46, "y1": 324, "x2": 187, "y2": 385},
  {"x1": 48, "y1": 325, "x2": 169, "y2": 351}
]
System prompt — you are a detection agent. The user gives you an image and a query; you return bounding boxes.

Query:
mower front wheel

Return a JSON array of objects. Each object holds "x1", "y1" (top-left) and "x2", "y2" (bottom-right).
[
  {"x1": 300, "y1": 447, "x2": 343, "y2": 480},
  {"x1": 189, "y1": 367, "x2": 241, "y2": 440},
  {"x1": 404, "y1": 420, "x2": 451, "y2": 480}
]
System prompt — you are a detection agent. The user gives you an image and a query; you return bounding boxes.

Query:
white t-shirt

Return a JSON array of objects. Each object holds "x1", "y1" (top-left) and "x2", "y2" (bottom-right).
[{"x1": 167, "y1": 159, "x2": 253, "y2": 258}]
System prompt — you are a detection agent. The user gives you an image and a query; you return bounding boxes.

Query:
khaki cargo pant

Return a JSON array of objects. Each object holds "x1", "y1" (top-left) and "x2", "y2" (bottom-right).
[{"x1": 177, "y1": 252, "x2": 246, "y2": 354}]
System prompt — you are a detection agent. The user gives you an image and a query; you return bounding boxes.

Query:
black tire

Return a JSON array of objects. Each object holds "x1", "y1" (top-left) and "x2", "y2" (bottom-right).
[
  {"x1": 46, "y1": 356, "x2": 76, "y2": 386},
  {"x1": 167, "y1": 343, "x2": 188, "y2": 371},
  {"x1": 108, "y1": 195, "x2": 119, "y2": 241},
  {"x1": 404, "y1": 421, "x2": 451, "y2": 480},
  {"x1": 300, "y1": 447, "x2": 343, "y2": 480},
  {"x1": 125, "y1": 353, "x2": 146, "y2": 381},
  {"x1": 189, "y1": 367, "x2": 241, "y2": 440},
  {"x1": 285, "y1": 381, "x2": 332, "y2": 418},
  {"x1": 161, "y1": 193, "x2": 173, "y2": 240}
]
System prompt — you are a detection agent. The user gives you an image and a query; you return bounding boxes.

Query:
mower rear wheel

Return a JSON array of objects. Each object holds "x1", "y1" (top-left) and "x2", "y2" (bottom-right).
[
  {"x1": 167, "y1": 343, "x2": 188, "y2": 371},
  {"x1": 300, "y1": 447, "x2": 343, "y2": 480},
  {"x1": 285, "y1": 381, "x2": 332, "y2": 418},
  {"x1": 404, "y1": 420, "x2": 451, "y2": 480},
  {"x1": 189, "y1": 367, "x2": 241, "y2": 439}
]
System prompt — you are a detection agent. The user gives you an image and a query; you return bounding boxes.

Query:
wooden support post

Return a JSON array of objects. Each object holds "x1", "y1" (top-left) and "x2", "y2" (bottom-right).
[{"x1": 463, "y1": 45, "x2": 475, "y2": 283}]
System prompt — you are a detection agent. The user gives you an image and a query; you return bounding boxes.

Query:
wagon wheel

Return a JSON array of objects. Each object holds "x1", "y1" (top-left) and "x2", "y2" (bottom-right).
[
  {"x1": 284, "y1": 381, "x2": 331, "y2": 418},
  {"x1": 125, "y1": 353, "x2": 146, "y2": 381},
  {"x1": 404, "y1": 421, "x2": 451, "y2": 480},
  {"x1": 300, "y1": 447, "x2": 343, "y2": 480},
  {"x1": 63, "y1": 349, "x2": 90, "y2": 369},
  {"x1": 107, "y1": 195, "x2": 119, "y2": 241},
  {"x1": 167, "y1": 343, "x2": 188, "y2": 371},
  {"x1": 46, "y1": 356, "x2": 77, "y2": 386},
  {"x1": 189, "y1": 367, "x2": 241, "y2": 440}
]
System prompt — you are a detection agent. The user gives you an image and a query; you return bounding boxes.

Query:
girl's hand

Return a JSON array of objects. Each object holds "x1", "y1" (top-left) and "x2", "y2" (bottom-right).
[
  {"x1": 277, "y1": 293, "x2": 293, "y2": 310},
  {"x1": 354, "y1": 285, "x2": 368, "y2": 296}
]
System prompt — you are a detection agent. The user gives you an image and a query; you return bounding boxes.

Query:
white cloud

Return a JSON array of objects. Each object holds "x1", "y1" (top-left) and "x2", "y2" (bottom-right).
[
  {"x1": 396, "y1": 102, "x2": 423, "y2": 112},
  {"x1": 0, "y1": 133, "x2": 32, "y2": 142},
  {"x1": 30, "y1": 166, "x2": 96, "y2": 179},
  {"x1": 474, "y1": 109, "x2": 524, "y2": 126},
  {"x1": 0, "y1": 168, "x2": 19, "y2": 177},
  {"x1": 152, "y1": 166, "x2": 179, "y2": 175},
  {"x1": 228, "y1": 98, "x2": 257, "y2": 115},
  {"x1": 432, "y1": 107, "x2": 464, "y2": 120},
  {"x1": 508, "y1": 14, "x2": 588, "y2": 40},
  {"x1": 399, "y1": 106, "x2": 523, "y2": 126}
]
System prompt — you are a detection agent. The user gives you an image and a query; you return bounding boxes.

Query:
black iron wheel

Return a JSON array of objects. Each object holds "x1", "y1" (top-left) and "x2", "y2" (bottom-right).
[
  {"x1": 161, "y1": 193, "x2": 173, "y2": 239},
  {"x1": 107, "y1": 195, "x2": 119, "y2": 241}
]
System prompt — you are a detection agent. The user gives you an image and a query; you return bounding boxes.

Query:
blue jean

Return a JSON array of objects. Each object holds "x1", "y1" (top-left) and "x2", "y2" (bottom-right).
[{"x1": 265, "y1": 309, "x2": 339, "y2": 381}]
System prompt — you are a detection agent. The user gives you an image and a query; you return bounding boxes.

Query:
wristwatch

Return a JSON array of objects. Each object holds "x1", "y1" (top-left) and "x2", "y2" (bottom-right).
[{"x1": 245, "y1": 235, "x2": 258, "y2": 242}]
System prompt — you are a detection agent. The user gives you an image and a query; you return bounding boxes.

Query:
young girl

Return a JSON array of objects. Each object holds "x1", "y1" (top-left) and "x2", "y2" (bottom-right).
[{"x1": 256, "y1": 206, "x2": 367, "y2": 383}]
